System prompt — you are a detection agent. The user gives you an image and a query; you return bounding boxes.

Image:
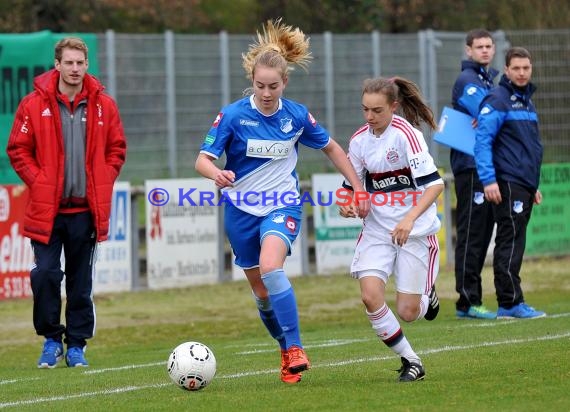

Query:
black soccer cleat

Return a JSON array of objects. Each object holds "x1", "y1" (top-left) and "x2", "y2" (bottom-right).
[
  {"x1": 397, "y1": 357, "x2": 425, "y2": 382},
  {"x1": 424, "y1": 285, "x2": 440, "y2": 321}
]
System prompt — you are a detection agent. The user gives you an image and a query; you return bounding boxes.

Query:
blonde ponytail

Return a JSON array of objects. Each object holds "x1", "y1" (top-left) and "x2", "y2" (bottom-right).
[{"x1": 242, "y1": 18, "x2": 312, "y2": 81}]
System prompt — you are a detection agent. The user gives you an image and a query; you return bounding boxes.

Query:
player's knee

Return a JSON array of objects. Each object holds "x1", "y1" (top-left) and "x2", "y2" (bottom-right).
[
  {"x1": 259, "y1": 263, "x2": 282, "y2": 274},
  {"x1": 361, "y1": 292, "x2": 382, "y2": 311},
  {"x1": 397, "y1": 306, "x2": 419, "y2": 322}
]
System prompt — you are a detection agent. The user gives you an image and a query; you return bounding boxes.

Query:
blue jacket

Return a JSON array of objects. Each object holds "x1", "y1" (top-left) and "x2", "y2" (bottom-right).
[
  {"x1": 450, "y1": 60, "x2": 498, "y2": 175},
  {"x1": 474, "y1": 74, "x2": 543, "y2": 191}
]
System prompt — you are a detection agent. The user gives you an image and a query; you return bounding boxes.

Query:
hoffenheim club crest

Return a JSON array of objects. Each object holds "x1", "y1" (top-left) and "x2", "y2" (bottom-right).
[
  {"x1": 473, "y1": 192, "x2": 485, "y2": 205},
  {"x1": 271, "y1": 213, "x2": 286, "y2": 223},
  {"x1": 280, "y1": 118, "x2": 293, "y2": 133}
]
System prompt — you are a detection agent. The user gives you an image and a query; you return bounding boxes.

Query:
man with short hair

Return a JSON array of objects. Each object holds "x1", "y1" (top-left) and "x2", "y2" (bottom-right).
[
  {"x1": 7, "y1": 37, "x2": 127, "y2": 367},
  {"x1": 474, "y1": 46, "x2": 545, "y2": 319},
  {"x1": 452, "y1": 29, "x2": 498, "y2": 319}
]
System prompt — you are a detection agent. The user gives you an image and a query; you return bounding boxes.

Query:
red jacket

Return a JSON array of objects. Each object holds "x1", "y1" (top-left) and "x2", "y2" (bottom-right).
[{"x1": 6, "y1": 69, "x2": 127, "y2": 244}]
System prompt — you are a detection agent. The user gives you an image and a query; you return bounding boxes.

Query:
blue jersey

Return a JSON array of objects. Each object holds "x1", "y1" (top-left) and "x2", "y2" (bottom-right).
[{"x1": 200, "y1": 95, "x2": 330, "y2": 216}]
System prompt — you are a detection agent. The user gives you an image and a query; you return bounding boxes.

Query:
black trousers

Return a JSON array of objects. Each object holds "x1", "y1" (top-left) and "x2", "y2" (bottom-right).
[
  {"x1": 492, "y1": 181, "x2": 534, "y2": 309},
  {"x1": 30, "y1": 211, "x2": 96, "y2": 348},
  {"x1": 454, "y1": 170, "x2": 495, "y2": 311}
]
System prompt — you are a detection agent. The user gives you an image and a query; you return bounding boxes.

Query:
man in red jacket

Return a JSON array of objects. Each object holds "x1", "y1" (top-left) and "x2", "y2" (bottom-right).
[{"x1": 6, "y1": 37, "x2": 127, "y2": 368}]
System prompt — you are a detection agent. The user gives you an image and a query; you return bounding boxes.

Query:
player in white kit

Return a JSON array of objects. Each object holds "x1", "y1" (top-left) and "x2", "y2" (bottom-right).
[
  {"x1": 340, "y1": 77, "x2": 443, "y2": 382},
  {"x1": 196, "y1": 19, "x2": 368, "y2": 384}
]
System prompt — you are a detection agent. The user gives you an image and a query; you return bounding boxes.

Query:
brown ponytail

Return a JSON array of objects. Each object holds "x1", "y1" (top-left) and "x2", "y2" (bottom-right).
[{"x1": 362, "y1": 77, "x2": 437, "y2": 129}]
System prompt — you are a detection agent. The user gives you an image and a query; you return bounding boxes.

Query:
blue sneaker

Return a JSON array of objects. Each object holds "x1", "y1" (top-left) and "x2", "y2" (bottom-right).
[
  {"x1": 456, "y1": 305, "x2": 496, "y2": 319},
  {"x1": 497, "y1": 303, "x2": 546, "y2": 319},
  {"x1": 66, "y1": 346, "x2": 89, "y2": 367},
  {"x1": 38, "y1": 338, "x2": 64, "y2": 369}
]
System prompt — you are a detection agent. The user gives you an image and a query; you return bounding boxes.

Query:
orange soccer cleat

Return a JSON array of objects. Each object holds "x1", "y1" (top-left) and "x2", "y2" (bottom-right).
[
  {"x1": 280, "y1": 349, "x2": 302, "y2": 383},
  {"x1": 287, "y1": 345, "x2": 311, "y2": 374}
]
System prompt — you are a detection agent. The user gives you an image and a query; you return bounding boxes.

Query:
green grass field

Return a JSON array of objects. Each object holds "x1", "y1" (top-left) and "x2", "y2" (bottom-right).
[{"x1": 1, "y1": 257, "x2": 569, "y2": 411}]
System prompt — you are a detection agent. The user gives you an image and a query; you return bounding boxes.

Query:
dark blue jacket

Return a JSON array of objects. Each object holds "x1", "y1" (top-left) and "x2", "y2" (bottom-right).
[
  {"x1": 450, "y1": 60, "x2": 498, "y2": 175},
  {"x1": 474, "y1": 74, "x2": 543, "y2": 191}
]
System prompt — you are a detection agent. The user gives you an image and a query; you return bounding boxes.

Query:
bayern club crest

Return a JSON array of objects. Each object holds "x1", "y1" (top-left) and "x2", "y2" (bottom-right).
[{"x1": 386, "y1": 149, "x2": 399, "y2": 164}]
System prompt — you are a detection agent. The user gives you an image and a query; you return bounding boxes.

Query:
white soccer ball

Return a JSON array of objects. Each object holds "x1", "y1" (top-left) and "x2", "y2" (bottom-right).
[{"x1": 167, "y1": 341, "x2": 217, "y2": 391}]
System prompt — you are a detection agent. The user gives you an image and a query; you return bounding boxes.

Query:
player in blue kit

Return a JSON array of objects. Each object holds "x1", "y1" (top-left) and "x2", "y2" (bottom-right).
[{"x1": 195, "y1": 19, "x2": 369, "y2": 384}]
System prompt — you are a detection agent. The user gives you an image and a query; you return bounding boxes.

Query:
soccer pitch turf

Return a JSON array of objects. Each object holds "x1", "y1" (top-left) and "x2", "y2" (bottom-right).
[{"x1": 1, "y1": 257, "x2": 569, "y2": 411}]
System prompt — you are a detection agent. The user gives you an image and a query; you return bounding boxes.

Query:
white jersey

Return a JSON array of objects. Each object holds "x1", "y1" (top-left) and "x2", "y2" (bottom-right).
[{"x1": 346, "y1": 114, "x2": 442, "y2": 237}]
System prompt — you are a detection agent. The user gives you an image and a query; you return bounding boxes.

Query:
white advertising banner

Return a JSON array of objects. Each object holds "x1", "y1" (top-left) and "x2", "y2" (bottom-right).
[
  {"x1": 94, "y1": 181, "x2": 132, "y2": 294},
  {"x1": 231, "y1": 227, "x2": 304, "y2": 281},
  {"x1": 312, "y1": 173, "x2": 362, "y2": 275},
  {"x1": 145, "y1": 178, "x2": 219, "y2": 289}
]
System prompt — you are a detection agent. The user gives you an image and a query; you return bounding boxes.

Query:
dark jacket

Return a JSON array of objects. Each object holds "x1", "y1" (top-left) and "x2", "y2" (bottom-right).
[
  {"x1": 474, "y1": 74, "x2": 543, "y2": 191},
  {"x1": 450, "y1": 60, "x2": 498, "y2": 175}
]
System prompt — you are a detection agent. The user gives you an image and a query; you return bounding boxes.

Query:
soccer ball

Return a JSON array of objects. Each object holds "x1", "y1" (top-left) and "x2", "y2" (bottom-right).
[{"x1": 167, "y1": 341, "x2": 216, "y2": 391}]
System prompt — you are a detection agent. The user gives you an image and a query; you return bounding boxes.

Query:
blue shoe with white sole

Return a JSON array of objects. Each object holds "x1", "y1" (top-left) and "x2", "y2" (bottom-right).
[
  {"x1": 497, "y1": 303, "x2": 546, "y2": 319},
  {"x1": 38, "y1": 338, "x2": 64, "y2": 369},
  {"x1": 66, "y1": 346, "x2": 89, "y2": 367}
]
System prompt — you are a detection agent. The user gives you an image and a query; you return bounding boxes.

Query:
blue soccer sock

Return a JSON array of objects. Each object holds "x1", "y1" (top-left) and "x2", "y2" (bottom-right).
[
  {"x1": 261, "y1": 269, "x2": 302, "y2": 349},
  {"x1": 253, "y1": 294, "x2": 286, "y2": 350}
]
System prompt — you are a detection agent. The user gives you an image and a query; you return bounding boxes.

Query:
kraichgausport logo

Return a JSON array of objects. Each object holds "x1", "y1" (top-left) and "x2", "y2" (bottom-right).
[{"x1": 146, "y1": 188, "x2": 422, "y2": 208}]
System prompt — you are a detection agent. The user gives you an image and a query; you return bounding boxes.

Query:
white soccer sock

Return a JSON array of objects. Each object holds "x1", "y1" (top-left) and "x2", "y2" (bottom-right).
[
  {"x1": 367, "y1": 304, "x2": 421, "y2": 364},
  {"x1": 417, "y1": 295, "x2": 429, "y2": 320}
]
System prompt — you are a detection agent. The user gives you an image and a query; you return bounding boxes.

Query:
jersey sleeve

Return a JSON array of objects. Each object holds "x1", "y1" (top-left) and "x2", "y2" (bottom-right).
[
  {"x1": 474, "y1": 99, "x2": 506, "y2": 186},
  {"x1": 343, "y1": 137, "x2": 366, "y2": 191},
  {"x1": 458, "y1": 83, "x2": 489, "y2": 118},
  {"x1": 200, "y1": 111, "x2": 232, "y2": 159},
  {"x1": 404, "y1": 128, "x2": 442, "y2": 188},
  {"x1": 6, "y1": 96, "x2": 40, "y2": 186},
  {"x1": 297, "y1": 111, "x2": 331, "y2": 150}
]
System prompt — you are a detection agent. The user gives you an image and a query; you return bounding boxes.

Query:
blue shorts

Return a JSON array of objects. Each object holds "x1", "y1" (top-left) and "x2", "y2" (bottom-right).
[{"x1": 225, "y1": 204, "x2": 302, "y2": 269}]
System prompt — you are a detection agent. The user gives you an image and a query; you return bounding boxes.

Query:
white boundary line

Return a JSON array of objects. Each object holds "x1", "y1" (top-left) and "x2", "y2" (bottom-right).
[
  {"x1": 221, "y1": 331, "x2": 570, "y2": 377},
  {"x1": 0, "y1": 377, "x2": 40, "y2": 386},
  {"x1": 235, "y1": 312, "x2": 570, "y2": 355},
  {"x1": 0, "y1": 384, "x2": 171, "y2": 409},
  {"x1": 83, "y1": 362, "x2": 165, "y2": 375},
  {"x1": 1, "y1": 331, "x2": 569, "y2": 409}
]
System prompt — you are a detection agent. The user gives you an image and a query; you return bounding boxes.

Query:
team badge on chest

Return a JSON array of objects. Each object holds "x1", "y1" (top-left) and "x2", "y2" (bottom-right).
[
  {"x1": 386, "y1": 148, "x2": 400, "y2": 164},
  {"x1": 280, "y1": 117, "x2": 293, "y2": 133}
]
